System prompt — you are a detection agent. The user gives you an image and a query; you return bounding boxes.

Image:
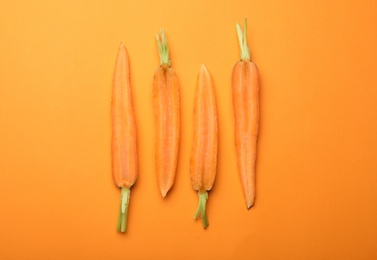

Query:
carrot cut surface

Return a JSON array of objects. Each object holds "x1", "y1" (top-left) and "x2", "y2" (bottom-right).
[
  {"x1": 111, "y1": 43, "x2": 138, "y2": 232},
  {"x1": 190, "y1": 65, "x2": 218, "y2": 228},
  {"x1": 153, "y1": 30, "x2": 180, "y2": 197}
]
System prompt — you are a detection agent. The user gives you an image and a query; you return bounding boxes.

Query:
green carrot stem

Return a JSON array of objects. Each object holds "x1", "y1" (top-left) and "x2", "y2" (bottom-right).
[
  {"x1": 155, "y1": 29, "x2": 171, "y2": 67},
  {"x1": 116, "y1": 187, "x2": 130, "y2": 233},
  {"x1": 236, "y1": 18, "x2": 251, "y2": 61},
  {"x1": 194, "y1": 191, "x2": 209, "y2": 229}
]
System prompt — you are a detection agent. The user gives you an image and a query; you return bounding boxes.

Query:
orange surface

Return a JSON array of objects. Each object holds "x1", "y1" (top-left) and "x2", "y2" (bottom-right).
[{"x1": 1, "y1": 0, "x2": 377, "y2": 258}]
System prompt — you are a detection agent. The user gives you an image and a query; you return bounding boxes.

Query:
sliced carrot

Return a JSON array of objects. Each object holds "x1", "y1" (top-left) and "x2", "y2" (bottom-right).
[
  {"x1": 232, "y1": 19, "x2": 260, "y2": 209},
  {"x1": 190, "y1": 64, "x2": 218, "y2": 228},
  {"x1": 153, "y1": 30, "x2": 180, "y2": 197},
  {"x1": 111, "y1": 43, "x2": 138, "y2": 232}
]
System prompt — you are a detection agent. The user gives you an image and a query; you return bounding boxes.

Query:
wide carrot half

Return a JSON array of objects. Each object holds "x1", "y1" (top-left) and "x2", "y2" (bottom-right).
[
  {"x1": 153, "y1": 30, "x2": 180, "y2": 197},
  {"x1": 190, "y1": 65, "x2": 218, "y2": 229},
  {"x1": 232, "y1": 19, "x2": 260, "y2": 209},
  {"x1": 111, "y1": 43, "x2": 138, "y2": 232}
]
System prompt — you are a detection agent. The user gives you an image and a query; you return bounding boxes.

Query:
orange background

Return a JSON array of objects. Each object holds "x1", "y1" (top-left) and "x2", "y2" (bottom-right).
[{"x1": 1, "y1": 0, "x2": 377, "y2": 258}]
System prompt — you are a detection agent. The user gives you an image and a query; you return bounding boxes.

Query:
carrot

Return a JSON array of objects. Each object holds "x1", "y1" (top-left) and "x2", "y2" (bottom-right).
[
  {"x1": 232, "y1": 19, "x2": 260, "y2": 209},
  {"x1": 111, "y1": 43, "x2": 138, "y2": 232},
  {"x1": 153, "y1": 30, "x2": 180, "y2": 197},
  {"x1": 190, "y1": 64, "x2": 218, "y2": 228}
]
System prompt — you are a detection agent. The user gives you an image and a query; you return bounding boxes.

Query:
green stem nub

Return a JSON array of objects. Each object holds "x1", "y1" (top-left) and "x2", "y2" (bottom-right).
[
  {"x1": 236, "y1": 18, "x2": 251, "y2": 61},
  {"x1": 117, "y1": 187, "x2": 131, "y2": 233},
  {"x1": 156, "y1": 29, "x2": 171, "y2": 67},
  {"x1": 194, "y1": 191, "x2": 209, "y2": 229}
]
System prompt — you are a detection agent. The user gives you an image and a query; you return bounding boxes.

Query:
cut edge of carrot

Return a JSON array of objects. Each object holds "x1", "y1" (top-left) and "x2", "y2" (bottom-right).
[
  {"x1": 116, "y1": 187, "x2": 131, "y2": 233},
  {"x1": 194, "y1": 191, "x2": 209, "y2": 229},
  {"x1": 155, "y1": 29, "x2": 171, "y2": 67},
  {"x1": 236, "y1": 18, "x2": 250, "y2": 61}
]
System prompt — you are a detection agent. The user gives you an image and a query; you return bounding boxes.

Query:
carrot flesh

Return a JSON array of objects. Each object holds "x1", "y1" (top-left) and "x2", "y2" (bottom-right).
[
  {"x1": 190, "y1": 64, "x2": 218, "y2": 228},
  {"x1": 112, "y1": 43, "x2": 138, "y2": 232},
  {"x1": 153, "y1": 30, "x2": 180, "y2": 197},
  {"x1": 232, "y1": 19, "x2": 260, "y2": 209}
]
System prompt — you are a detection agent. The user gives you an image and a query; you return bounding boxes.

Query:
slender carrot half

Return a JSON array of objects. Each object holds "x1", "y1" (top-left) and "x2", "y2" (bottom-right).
[
  {"x1": 190, "y1": 65, "x2": 218, "y2": 228},
  {"x1": 111, "y1": 43, "x2": 138, "y2": 232},
  {"x1": 153, "y1": 30, "x2": 180, "y2": 197},
  {"x1": 232, "y1": 19, "x2": 260, "y2": 209}
]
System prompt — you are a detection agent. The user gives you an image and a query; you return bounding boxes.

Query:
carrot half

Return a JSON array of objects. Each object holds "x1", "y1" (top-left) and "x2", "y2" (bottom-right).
[
  {"x1": 111, "y1": 43, "x2": 138, "y2": 232},
  {"x1": 190, "y1": 65, "x2": 218, "y2": 228},
  {"x1": 153, "y1": 30, "x2": 180, "y2": 197},
  {"x1": 232, "y1": 19, "x2": 260, "y2": 209}
]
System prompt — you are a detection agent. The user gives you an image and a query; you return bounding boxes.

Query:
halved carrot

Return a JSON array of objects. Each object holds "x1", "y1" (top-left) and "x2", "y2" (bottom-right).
[
  {"x1": 111, "y1": 43, "x2": 138, "y2": 232},
  {"x1": 190, "y1": 64, "x2": 218, "y2": 228},
  {"x1": 232, "y1": 19, "x2": 260, "y2": 209},
  {"x1": 153, "y1": 30, "x2": 180, "y2": 197}
]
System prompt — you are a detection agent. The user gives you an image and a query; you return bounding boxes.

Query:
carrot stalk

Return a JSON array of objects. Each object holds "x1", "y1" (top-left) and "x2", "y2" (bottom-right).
[
  {"x1": 194, "y1": 191, "x2": 209, "y2": 229},
  {"x1": 232, "y1": 19, "x2": 260, "y2": 209},
  {"x1": 236, "y1": 19, "x2": 250, "y2": 60},
  {"x1": 116, "y1": 187, "x2": 130, "y2": 232},
  {"x1": 156, "y1": 30, "x2": 171, "y2": 66},
  {"x1": 190, "y1": 65, "x2": 217, "y2": 229},
  {"x1": 112, "y1": 43, "x2": 138, "y2": 232},
  {"x1": 153, "y1": 30, "x2": 180, "y2": 197}
]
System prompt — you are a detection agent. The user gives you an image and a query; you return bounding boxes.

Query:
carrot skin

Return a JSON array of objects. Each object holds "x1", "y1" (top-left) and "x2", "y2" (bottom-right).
[{"x1": 232, "y1": 60, "x2": 259, "y2": 209}]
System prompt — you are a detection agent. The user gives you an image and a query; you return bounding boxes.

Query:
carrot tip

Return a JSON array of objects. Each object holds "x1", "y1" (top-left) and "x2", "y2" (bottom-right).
[
  {"x1": 194, "y1": 191, "x2": 209, "y2": 229},
  {"x1": 161, "y1": 189, "x2": 168, "y2": 198},
  {"x1": 246, "y1": 197, "x2": 255, "y2": 209},
  {"x1": 119, "y1": 42, "x2": 126, "y2": 51},
  {"x1": 116, "y1": 187, "x2": 131, "y2": 233}
]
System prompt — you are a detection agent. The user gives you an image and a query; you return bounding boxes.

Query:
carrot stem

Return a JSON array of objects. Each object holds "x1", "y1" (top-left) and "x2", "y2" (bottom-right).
[
  {"x1": 116, "y1": 187, "x2": 130, "y2": 232},
  {"x1": 155, "y1": 30, "x2": 171, "y2": 67},
  {"x1": 236, "y1": 18, "x2": 251, "y2": 60},
  {"x1": 194, "y1": 191, "x2": 209, "y2": 229}
]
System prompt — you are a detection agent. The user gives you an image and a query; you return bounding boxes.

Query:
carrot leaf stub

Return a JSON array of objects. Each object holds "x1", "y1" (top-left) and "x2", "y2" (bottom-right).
[
  {"x1": 194, "y1": 191, "x2": 209, "y2": 229},
  {"x1": 117, "y1": 187, "x2": 131, "y2": 233},
  {"x1": 236, "y1": 19, "x2": 251, "y2": 61},
  {"x1": 156, "y1": 30, "x2": 171, "y2": 67}
]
